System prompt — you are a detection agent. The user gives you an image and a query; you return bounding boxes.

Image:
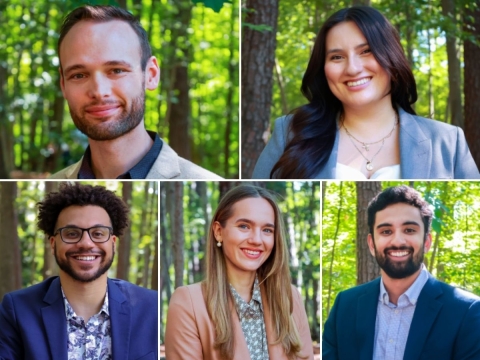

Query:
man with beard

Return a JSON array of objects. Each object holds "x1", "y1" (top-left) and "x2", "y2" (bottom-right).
[
  {"x1": 0, "y1": 183, "x2": 157, "y2": 359},
  {"x1": 323, "y1": 185, "x2": 480, "y2": 360},
  {"x1": 49, "y1": 5, "x2": 220, "y2": 179}
]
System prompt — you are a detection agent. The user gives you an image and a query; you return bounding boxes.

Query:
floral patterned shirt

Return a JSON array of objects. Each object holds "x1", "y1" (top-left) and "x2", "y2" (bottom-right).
[
  {"x1": 230, "y1": 277, "x2": 269, "y2": 360},
  {"x1": 62, "y1": 288, "x2": 112, "y2": 360}
]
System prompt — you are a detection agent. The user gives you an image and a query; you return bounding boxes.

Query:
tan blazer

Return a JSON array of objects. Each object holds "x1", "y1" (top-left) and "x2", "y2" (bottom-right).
[
  {"x1": 165, "y1": 283, "x2": 314, "y2": 360},
  {"x1": 49, "y1": 141, "x2": 222, "y2": 179}
]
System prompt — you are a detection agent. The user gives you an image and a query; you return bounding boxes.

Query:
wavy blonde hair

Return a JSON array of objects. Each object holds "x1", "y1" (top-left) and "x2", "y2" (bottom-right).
[{"x1": 202, "y1": 185, "x2": 306, "y2": 359}]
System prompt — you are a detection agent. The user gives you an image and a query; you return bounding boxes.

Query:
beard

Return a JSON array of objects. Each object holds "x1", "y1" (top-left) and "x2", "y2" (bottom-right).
[
  {"x1": 69, "y1": 91, "x2": 145, "y2": 141},
  {"x1": 374, "y1": 244, "x2": 424, "y2": 279},
  {"x1": 54, "y1": 242, "x2": 115, "y2": 283}
]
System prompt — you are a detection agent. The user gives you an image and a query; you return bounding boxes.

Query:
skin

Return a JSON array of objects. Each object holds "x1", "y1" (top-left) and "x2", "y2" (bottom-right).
[
  {"x1": 50, "y1": 205, "x2": 117, "y2": 320},
  {"x1": 59, "y1": 20, "x2": 160, "y2": 178},
  {"x1": 367, "y1": 203, "x2": 432, "y2": 305},
  {"x1": 213, "y1": 198, "x2": 275, "y2": 302},
  {"x1": 325, "y1": 21, "x2": 400, "y2": 177}
]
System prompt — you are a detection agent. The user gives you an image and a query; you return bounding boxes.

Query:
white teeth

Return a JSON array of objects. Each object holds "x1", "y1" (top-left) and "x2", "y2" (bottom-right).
[
  {"x1": 244, "y1": 250, "x2": 260, "y2": 255},
  {"x1": 390, "y1": 251, "x2": 409, "y2": 257},
  {"x1": 347, "y1": 77, "x2": 371, "y2": 87},
  {"x1": 75, "y1": 256, "x2": 96, "y2": 261}
]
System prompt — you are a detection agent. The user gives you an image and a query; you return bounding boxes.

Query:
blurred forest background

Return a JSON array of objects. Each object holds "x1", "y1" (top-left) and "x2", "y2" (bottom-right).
[
  {"x1": 0, "y1": 0, "x2": 238, "y2": 179},
  {"x1": 322, "y1": 181, "x2": 480, "y2": 329},
  {"x1": 242, "y1": 0, "x2": 480, "y2": 177},
  {"x1": 0, "y1": 180, "x2": 158, "y2": 301},
  {"x1": 160, "y1": 181, "x2": 320, "y2": 352}
]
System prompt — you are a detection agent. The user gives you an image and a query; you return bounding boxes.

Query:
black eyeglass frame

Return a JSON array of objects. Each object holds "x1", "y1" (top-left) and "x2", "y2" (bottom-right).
[{"x1": 54, "y1": 226, "x2": 114, "y2": 244}]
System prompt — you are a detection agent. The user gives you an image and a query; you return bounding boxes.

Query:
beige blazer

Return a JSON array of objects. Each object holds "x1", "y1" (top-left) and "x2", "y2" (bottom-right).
[
  {"x1": 165, "y1": 283, "x2": 314, "y2": 360},
  {"x1": 49, "y1": 141, "x2": 222, "y2": 179}
]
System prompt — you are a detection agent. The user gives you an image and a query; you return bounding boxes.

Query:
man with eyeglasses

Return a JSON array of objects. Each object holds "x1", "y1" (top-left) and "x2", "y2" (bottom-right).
[{"x1": 0, "y1": 183, "x2": 157, "y2": 360}]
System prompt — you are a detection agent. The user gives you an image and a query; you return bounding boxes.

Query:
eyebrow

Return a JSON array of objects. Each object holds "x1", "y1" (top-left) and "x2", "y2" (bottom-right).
[
  {"x1": 235, "y1": 218, "x2": 275, "y2": 228},
  {"x1": 376, "y1": 221, "x2": 421, "y2": 229},
  {"x1": 63, "y1": 60, "x2": 134, "y2": 76},
  {"x1": 326, "y1": 42, "x2": 369, "y2": 55}
]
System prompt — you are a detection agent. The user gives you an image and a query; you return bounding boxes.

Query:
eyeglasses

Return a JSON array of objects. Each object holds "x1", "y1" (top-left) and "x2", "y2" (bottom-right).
[{"x1": 54, "y1": 226, "x2": 113, "y2": 244}]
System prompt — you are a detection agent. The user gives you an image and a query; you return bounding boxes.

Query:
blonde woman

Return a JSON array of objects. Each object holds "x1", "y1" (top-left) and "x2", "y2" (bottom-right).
[{"x1": 165, "y1": 185, "x2": 314, "y2": 360}]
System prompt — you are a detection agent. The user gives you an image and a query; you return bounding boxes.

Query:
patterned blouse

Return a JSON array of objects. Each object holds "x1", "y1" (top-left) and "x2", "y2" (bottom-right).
[
  {"x1": 62, "y1": 288, "x2": 112, "y2": 360},
  {"x1": 230, "y1": 277, "x2": 269, "y2": 360}
]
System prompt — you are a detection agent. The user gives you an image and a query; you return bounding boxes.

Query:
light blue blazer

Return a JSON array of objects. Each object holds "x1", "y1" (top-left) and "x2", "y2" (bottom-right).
[{"x1": 252, "y1": 108, "x2": 480, "y2": 179}]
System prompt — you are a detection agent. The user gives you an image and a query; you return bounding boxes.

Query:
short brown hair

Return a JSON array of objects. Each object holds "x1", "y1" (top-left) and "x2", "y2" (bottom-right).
[{"x1": 58, "y1": 5, "x2": 152, "y2": 70}]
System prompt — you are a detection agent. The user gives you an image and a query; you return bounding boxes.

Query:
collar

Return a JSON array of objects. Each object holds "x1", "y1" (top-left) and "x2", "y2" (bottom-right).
[
  {"x1": 229, "y1": 276, "x2": 263, "y2": 315},
  {"x1": 78, "y1": 130, "x2": 163, "y2": 179},
  {"x1": 379, "y1": 264, "x2": 429, "y2": 307},
  {"x1": 61, "y1": 287, "x2": 110, "y2": 320}
]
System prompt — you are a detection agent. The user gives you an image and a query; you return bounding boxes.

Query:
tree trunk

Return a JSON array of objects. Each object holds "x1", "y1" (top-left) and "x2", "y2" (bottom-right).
[
  {"x1": 171, "y1": 182, "x2": 185, "y2": 288},
  {"x1": 356, "y1": 182, "x2": 381, "y2": 285},
  {"x1": 241, "y1": 0, "x2": 279, "y2": 178},
  {"x1": 464, "y1": 4, "x2": 480, "y2": 168},
  {"x1": 43, "y1": 182, "x2": 59, "y2": 279},
  {"x1": 442, "y1": 0, "x2": 463, "y2": 126},
  {"x1": 166, "y1": 0, "x2": 192, "y2": 160},
  {"x1": 0, "y1": 182, "x2": 22, "y2": 299},
  {"x1": 117, "y1": 182, "x2": 132, "y2": 281}
]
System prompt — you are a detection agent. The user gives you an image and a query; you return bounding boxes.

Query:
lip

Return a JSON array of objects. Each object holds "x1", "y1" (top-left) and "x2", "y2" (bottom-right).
[
  {"x1": 69, "y1": 253, "x2": 102, "y2": 263},
  {"x1": 345, "y1": 76, "x2": 372, "y2": 90},
  {"x1": 85, "y1": 105, "x2": 121, "y2": 117},
  {"x1": 386, "y1": 249, "x2": 411, "y2": 261},
  {"x1": 241, "y1": 248, "x2": 263, "y2": 259}
]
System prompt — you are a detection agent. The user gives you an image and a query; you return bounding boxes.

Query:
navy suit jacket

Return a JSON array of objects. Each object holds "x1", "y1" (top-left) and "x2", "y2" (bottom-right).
[
  {"x1": 252, "y1": 108, "x2": 480, "y2": 179},
  {"x1": 0, "y1": 277, "x2": 158, "y2": 360},
  {"x1": 322, "y1": 276, "x2": 480, "y2": 360}
]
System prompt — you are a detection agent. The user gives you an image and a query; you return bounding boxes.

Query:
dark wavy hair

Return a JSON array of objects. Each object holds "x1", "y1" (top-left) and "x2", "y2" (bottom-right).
[
  {"x1": 271, "y1": 6, "x2": 417, "y2": 178},
  {"x1": 58, "y1": 5, "x2": 152, "y2": 70},
  {"x1": 37, "y1": 183, "x2": 130, "y2": 236},
  {"x1": 367, "y1": 185, "x2": 432, "y2": 240}
]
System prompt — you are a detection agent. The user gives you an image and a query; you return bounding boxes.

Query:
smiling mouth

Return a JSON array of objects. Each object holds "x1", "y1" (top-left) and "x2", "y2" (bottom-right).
[
  {"x1": 389, "y1": 250, "x2": 410, "y2": 257},
  {"x1": 242, "y1": 249, "x2": 263, "y2": 258},
  {"x1": 346, "y1": 77, "x2": 371, "y2": 87}
]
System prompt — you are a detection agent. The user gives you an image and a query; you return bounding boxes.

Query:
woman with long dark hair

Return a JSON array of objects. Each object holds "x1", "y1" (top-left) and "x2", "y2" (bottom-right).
[
  {"x1": 165, "y1": 185, "x2": 313, "y2": 360},
  {"x1": 252, "y1": 6, "x2": 479, "y2": 179}
]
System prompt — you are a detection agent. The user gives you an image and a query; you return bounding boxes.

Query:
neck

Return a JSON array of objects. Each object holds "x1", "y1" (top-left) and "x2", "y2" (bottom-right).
[
  {"x1": 228, "y1": 269, "x2": 256, "y2": 302},
  {"x1": 59, "y1": 272, "x2": 108, "y2": 322},
  {"x1": 381, "y1": 267, "x2": 422, "y2": 305},
  {"x1": 342, "y1": 98, "x2": 397, "y2": 142},
  {"x1": 88, "y1": 121, "x2": 153, "y2": 178}
]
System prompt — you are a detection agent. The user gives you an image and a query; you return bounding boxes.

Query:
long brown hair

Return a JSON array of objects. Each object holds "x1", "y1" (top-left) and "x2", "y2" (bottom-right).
[
  {"x1": 203, "y1": 185, "x2": 305, "y2": 359},
  {"x1": 271, "y1": 6, "x2": 417, "y2": 178}
]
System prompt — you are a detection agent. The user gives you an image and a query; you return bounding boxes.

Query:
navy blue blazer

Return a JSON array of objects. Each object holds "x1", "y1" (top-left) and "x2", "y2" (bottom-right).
[
  {"x1": 252, "y1": 108, "x2": 480, "y2": 179},
  {"x1": 0, "y1": 277, "x2": 158, "y2": 360},
  {"x1": 322, "y1": 276, "x2": 480, "y2": 360}
]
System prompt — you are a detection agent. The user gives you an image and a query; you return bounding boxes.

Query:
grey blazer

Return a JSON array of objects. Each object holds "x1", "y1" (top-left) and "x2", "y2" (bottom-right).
[
  {"x1": 252, "y1": 108, "x2": 480, "y2": 179},
  {"x1": 50, "y1": 140, "x2": 222, "y2": 180}
]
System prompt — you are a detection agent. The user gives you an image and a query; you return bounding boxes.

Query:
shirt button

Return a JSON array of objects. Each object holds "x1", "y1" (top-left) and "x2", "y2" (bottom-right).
[
  {"x1": 389, "y1": 339, "x2": 394, "y2": 343},
  {"x1": 395, "y1": 310, "x2": 399, "y2": 314}
]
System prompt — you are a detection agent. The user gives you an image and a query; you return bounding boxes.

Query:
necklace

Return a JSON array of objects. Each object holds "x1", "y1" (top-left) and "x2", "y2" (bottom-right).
[
  {"x1": 341, "y1": 112, "x2": 398, "y2": 171},
  {"x1": 342, "y1": 112, "x2": 398, "y2": 151}
]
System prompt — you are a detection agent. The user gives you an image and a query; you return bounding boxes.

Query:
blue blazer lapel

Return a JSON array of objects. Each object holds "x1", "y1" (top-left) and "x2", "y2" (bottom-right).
[
  {"x1": 403, "y1": 276, "x2": 443, "y2": 360},
  {"x1": 356, "y1": 278, "x2": 380, "y2": 360},
  {"x1": 108, "y1": 278, "x2": 131, "y2": 360},
  {"x1": 41, "y1": 277, "x2": 68, "y2": 360},
  {"x1": 399, "y1": 109, "x2": 432, "y2": 179}
]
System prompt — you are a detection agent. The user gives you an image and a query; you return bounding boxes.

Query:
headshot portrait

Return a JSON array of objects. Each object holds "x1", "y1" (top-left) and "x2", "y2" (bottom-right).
[
  {"x1": 160, "y1": 181, "x2": 320, "y2": 359},
  {"x1": 242, "y1": 2, "x2": 480, "y2": 179},
  {"x1": 322, "y1": 182, "x2": 480, "y2": 359},
  {"x1": 0, "y1": 1, "x2": 238, "y2": 179},
  {"x1": 0, "y1": 181, "x2": 158, "y2": 359}
]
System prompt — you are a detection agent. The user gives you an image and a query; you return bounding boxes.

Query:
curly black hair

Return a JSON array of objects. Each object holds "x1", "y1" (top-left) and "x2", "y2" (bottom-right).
[{"x1": 37, "y1": 183, "x2": 129, "y2": 236}]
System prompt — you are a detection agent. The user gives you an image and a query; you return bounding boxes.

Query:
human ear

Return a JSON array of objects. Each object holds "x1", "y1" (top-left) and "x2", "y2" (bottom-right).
[
  {"x1": 144, "y1": 56, "x2": 160, "y2": 91},
  {"x1": 367, "y1": 234, "x2": 375, "y2": 257},
  {"x1": 213, "y1": 221, "x2": 222, "y2": 241}
]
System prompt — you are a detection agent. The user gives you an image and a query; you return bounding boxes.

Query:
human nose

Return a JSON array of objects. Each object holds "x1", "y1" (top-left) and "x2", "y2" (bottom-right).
[
  {"x1": 87, "y1": 73, "x2": 111, "y2": 99},
  {"x1": 247, "y1": 228, "x2": 263, "y2": 245},
  {"x1": 345, "y1": 55, "x2": 363, "y2": 76},
  {"x1": 77, "y1": 230, "x2": 95, "y2": 247},
  {"x1": 390, "y1": 230, "x2": 407, "y2": 247}
]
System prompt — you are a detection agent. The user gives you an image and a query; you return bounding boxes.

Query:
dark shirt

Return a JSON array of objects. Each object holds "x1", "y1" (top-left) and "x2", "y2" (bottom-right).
[{"x1": 78, "y1": 131, "x2": 162, "y2": 179}]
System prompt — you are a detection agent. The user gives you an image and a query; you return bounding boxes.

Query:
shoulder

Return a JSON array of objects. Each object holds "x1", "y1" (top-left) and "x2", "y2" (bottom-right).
[
  {"x1": 331, "y1": 278, "x2": 380, "y2": 306},
  {"x1": 170, "y1": 283, "x2": 204, "y2": 303},
  {"x1": 272, "y1": 115, "x2": 293, "y2": 135},
  {"x1": 2, "y1": 277, "x2": 58, "y2": 301},
  {"x1": 49, "y1": 160, "x2": 82, "y2": 179},
  {"x1": 176, "y1": 157, "x2": 223, "y2": 179},
  {"x1": 107, "y1": 278, "x2": 157, "y2": 305},
  {"x1": 428, "y1": 277, "x2": 480, "y2": 304},
  {"x1": 400, "y1": 109, "x2": 462, "y2": 138}
]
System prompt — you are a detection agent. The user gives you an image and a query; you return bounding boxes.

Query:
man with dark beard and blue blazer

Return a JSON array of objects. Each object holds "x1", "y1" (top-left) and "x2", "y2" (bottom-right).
[
  {"x1": 323, "y1": 185, "x2": 480, "y2": 360},
  {"x1": 0, "y1": 183, "x2": 157, "y2": 360}
]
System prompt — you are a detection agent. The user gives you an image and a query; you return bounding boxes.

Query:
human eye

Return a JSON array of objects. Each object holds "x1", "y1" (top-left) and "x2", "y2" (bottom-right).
[
  {"x1": 62, "y1": 228, "x2": 81, "y2": 239},
  {"x1": 238, "y1": 224, "x2": 249, "y2": 230},
  {"x1": 405, "y1": 228, "x2": 417, "y2": 234},
  {"x1": 379, "y1": 229, "x2": 392, "y2": 235},
  {"x1": 361, "y1": 47, "x2": 372, "y2": 55},
  {"x1": 90, "y1": 227, "x2": 108, "y2": 239},
  {"x1": 263, "y1": 227, "x2": 274, "y2": 234},
  {"x1": 69, "y1": 73, "x2": 86, "y2": 80},
  {"x1": 111, "y1": 68, "x2": 127, "y2": 75},
  {"x1": 329, "y1": 54, "x2": 343, "y2": 61}
]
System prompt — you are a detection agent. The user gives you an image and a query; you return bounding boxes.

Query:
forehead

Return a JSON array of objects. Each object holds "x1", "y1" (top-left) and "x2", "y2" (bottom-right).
[
  {"x1": 374, "y1": 203, "x2": 424, "y2": 228},
  {"x1": 229, "y1": 197, "x2": 275, "y2": 222},
  {"x1": 326, "y1": 21, "x2": 367, "y2": 48},
  {"x1": 59, "y1": 20, "x2": 142, "y2": 68},
  {"x1": 56, "y1": 205, "x2": 111, "y2": 226}
]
